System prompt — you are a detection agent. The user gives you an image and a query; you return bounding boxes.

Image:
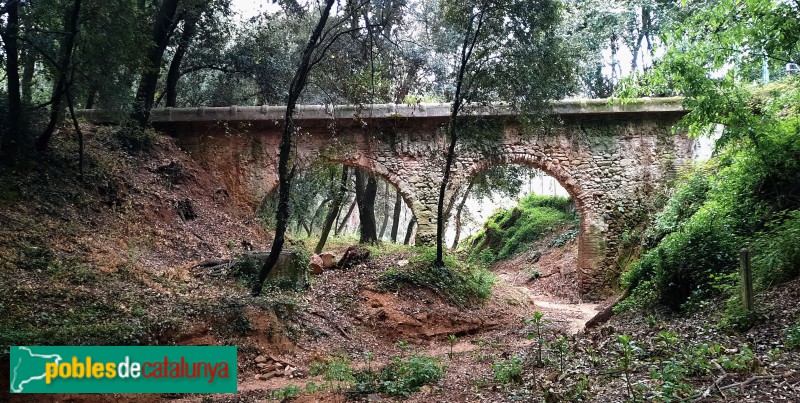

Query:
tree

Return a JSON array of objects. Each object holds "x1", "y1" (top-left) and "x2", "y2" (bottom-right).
[
  {"x1": 35, "y1": 0, "x2": 83, "y2": 152},
  {"x1": 315, "y1": 166, "x2": 349, "y2": 253},
  {"x1": 253, "y1": 0, "x2": 346, "y2": 296},
  {"x1": 131, "y1": 0, "x2": 180, "y2": 127},
  {"x1": 0, "y1": 0, "x2": 22, "y2": 162},
  {"x1": 433, "y1": 0, "x2": 575, "y2": 266},
  {"x1": 354, "y1": 168, "x2": 379, "y2": 244},
  {"x1": 389, "y1": 190, "x2": 402, "y2": 242}
]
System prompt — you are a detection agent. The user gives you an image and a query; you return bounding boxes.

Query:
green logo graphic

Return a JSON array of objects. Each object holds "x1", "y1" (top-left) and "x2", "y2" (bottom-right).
[{"x1": 9, "y1": 346, "x2": 237, "y2": 393}]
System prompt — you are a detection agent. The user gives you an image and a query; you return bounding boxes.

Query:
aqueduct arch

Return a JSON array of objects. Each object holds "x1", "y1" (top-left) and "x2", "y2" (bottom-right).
[{"x1": 84, "y1": 98, "x2": 691, "y2": 297}]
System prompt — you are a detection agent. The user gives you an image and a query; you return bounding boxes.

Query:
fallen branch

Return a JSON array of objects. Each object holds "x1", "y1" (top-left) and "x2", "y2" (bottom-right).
[
  {"x1": 309, "y1": 310, "x2": 351, "y2": 340},
  {"x1": 585, "y1": 289, "x2": 630, "y2": 329},
  {"x1": 718, "y1": 375, "x2": 780, "y2": 392}
]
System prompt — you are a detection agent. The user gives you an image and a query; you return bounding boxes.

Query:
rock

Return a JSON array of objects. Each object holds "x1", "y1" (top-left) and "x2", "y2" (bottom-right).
[
  {"x1": 367, "y1": 394, "x2": 383, "y2": 401},
  {"x1": 254, "y1": 355, "x2": 268, "y2": 363},
  {"x1": 397, "y1": 259, "x2": 409, "y2": 267},
  {"x1": 310, "y1": 254, "x2": 324, "y2": 275},
  {"x1": 257, "y1": 371, "x2": 280, "y2": 380},
  {"x1": 320, "y1": 253, "x2": 336, "y2": 268}
]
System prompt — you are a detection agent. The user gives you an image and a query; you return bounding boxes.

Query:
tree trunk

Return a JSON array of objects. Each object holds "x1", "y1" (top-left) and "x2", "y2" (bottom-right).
[
  {"x1": 1, "y1": 0, "x2": 22, "y2": 161},
  {"x1": 336, "y1": 198, "x2": 357, "y2": 235},
  {"x1": 252, "y1": 0, "x2": 336, "y2": 296},
  {"x1": 436, "y1": 11, "x2": 484, "y2": 267},
  {"x1": 20, "y1": 43, "x2": 35, "y2": 104},
  {"x1": 131, "y1": 0, "x2": 181, "y2": 127},
  {"x1": 404, "y1": 216, "x2": 416, "y2": 245},
  {"x1": 378, "y1": 182, "x2": 390, "y2": 239},
  {"x1": 316, "y1": 166, "x2": 348, "y2": 253},
  {"x1": 165, "y1": 12, "x2": 198, "y2": 108},
  {"x1": 355, "y1": 168, "x2": 378, "y2": 244},
  {"x1": 36, "y1": 0, "x2": 83, "y2": 153},
  {"x1": 451, "y1": 181, "x2": 473, "y2": 249},
  {"x1": 65, "y1": 85, "x2": 83, "y2": 180},
  {"x1": 390, "y1": 190, "x2": 402, "y2": 243},
  {"x1": 309, "y1": 198, "x2": 331, "y2": 235},
  {"x1": 85, "y1": 86, "x2": 97, "y2": 109}
]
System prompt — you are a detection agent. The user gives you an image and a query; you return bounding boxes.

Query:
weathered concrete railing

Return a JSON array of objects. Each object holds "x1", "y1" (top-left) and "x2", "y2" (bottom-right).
[{"x1": 75, "y1": 97, "x2": 685, "y2": 124}]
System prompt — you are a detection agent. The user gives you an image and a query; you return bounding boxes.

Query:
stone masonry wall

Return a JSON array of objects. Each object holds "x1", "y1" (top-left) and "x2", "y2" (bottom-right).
[{"x1": 172, "y1": 112, "x2": 692, "y2": 298}]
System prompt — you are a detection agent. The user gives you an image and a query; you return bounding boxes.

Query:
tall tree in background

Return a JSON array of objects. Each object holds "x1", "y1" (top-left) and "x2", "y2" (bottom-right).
[
  {"x1": 35, "y1": 0, "x2": 83, "y2": 152},
  {"x1": 390, "y1": 190, "x2": 402, "y2": 242},
  {"x1": 355, "y1": 168, "x2": 379, "y2": 244},
  {"x1": 434, "y1": 0, "x2": 575, "y2": 267},
  {"x1": 315, "y1": 166, "x2": 349, "y2": 253},
  {"x1": 132, "y1": 0, "x2": 180, "y2": 127},
  {"x1": 0, "y1": 0, "x2": 22, "y2": 162}
]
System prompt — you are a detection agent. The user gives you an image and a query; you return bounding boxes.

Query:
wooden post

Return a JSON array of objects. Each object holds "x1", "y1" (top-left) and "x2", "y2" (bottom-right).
[{"x1": 739, "y1": 247, "x2": 754, "y2": 311}]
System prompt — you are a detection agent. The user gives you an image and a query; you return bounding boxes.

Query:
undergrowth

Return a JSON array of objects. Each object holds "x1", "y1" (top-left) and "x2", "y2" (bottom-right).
[
  {"x1": 379, "y1": 247, "x2": 495, "y2": 307},
  {"x1": 619, "y1": 78, "x2": 800, "y2": 317}
]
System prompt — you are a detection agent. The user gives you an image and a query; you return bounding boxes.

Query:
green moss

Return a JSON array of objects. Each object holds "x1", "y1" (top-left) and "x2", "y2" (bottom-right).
[{"x1": 467, "y1": 194, "x2": 577, "y2": 263}]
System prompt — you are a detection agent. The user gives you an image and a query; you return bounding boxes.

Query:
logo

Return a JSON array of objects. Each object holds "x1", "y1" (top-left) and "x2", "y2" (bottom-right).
[{"x1": 9, "y1": 346, "x2": 237, "y2": 393}]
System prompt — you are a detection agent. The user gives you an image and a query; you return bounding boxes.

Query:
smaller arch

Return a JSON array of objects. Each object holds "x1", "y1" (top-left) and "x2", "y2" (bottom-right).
[
  {"x1": 258, "y1": 157, "x2": 423, "y2": 243},
  {"x1": 455, "y1": 153, "x2": 601, "y2": 296}
]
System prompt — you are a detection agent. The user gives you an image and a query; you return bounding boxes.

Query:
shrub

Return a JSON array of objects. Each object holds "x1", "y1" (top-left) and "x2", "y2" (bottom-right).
[
  {"x1": 492, "y1": 355, "x2": 523, "y2": 384},
  {"x1": 380, "y1": 247, "x2": 495, "y2": 306},
  {"x1": 620, "y1": 78, "x2": 800, "y2": 313},
  {"x1": 785, "y1": 315, "x2": 800, "y2": 351},
  {"x1": 116, "y1": 126, "x2": 157, "y2": 153},
  {"x1": 373, "y1": 355, "x2": 446, "y2": 397}
]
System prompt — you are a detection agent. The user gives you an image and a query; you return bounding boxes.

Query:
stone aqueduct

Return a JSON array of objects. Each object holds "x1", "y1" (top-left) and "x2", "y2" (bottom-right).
[{"x1": 84, "y1": 98, "x2": 692, "y2": 297}]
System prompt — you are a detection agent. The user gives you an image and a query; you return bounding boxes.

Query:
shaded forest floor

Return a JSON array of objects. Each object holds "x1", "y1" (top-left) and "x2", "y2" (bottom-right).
[{"x1": 1, "y1": 126, "x2": 798, "y2": 402}]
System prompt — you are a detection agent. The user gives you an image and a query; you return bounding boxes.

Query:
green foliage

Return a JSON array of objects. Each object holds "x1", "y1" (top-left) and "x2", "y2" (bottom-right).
[
  {"x1": 468, "y1": 194, "x2": 576, "y2": 263},
  {"x1": 615, "y1": 334, "x2": 643, "y2": 400},
  {"x1": 115, "y1": 127, "x2": 158, "y2": 154},
  {"x1": 719, "y1": 296, "x2": 764, "y2": 332},
  {"x1": 368, "y1": 355, "x2": 446, "y2": 397},
  {"x1": 270, "y1": 385, "x2": 301, "y2": 400},
  {"x1": 379, "y1": 247, "x2": 495, "y2": 306},
  {"x1": 617, "y1": 0, "x2": 800, "y2": 314},
  {"x1": 309, "y1": 355, "x2": 355, "y2": 395},
  {"x1": 621, "y1": 79, "x2": 800, "y2": 312},
  {"x1": 786, "y1": 318, "x2": 800, "y2": 351},
  {"x1": 492, "y1": 355, "x2": 523, "y2": 384}
]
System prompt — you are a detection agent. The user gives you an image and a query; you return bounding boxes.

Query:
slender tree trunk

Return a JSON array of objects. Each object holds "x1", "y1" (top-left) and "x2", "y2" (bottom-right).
[
  {"x1": 378, "y1": 182, "x2": 390, "y2": 239},
  {"x1": 355, "y1": 168, "x2": 378, "y2": 244},
  {"x1": 404, "y1": 216, "x2": 416, "y2": 245},
  {"x1": 131, "y1": 0, "x2": 181, "y2": 127},
  {"x1": 20, "y1": 45, "x2": 35, "y2": 104},
  {"x1": 85, "y1": 86, "x2": 97, "y2": 109},
  {"x1": 1, "y1": 0, "x2": 22, "y2": 161},
  {"x1": 65, "y1": 85, "x2": 83, "y2": 181},
  {"x1": 436, "y1": 11, "x2": 483, "y2": 267},
  {"x1": 36, "y1": 0, "x2": 83, "y2": 153},
  {"x1": 165, "y1": 12, "x2": 198, "y2": 108},
  {"x1": 252, "y1": 0, "x2": 336, "y2": 296},
  {"x1": 451, "y1": 181, "x2": 473, "y2": 249},
  {"x1": 316, "y1": 166, "x2": 349, "y2": 253},
  {"x1": 390, "y1": 190, "x2": 402, "y2": 243},
  {"x1": 309, "y1": 198, "x2": 331, "y2": 235},
  {"x1": 336, "y1": 198, "x2": 357, "y2": 235}
]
